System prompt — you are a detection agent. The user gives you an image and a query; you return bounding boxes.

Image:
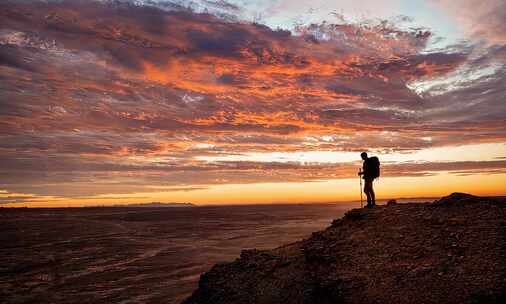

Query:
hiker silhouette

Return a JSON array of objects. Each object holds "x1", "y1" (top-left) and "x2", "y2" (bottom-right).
[{"x1": 358, "y1": 152, "x2": 380, "y2": 208}]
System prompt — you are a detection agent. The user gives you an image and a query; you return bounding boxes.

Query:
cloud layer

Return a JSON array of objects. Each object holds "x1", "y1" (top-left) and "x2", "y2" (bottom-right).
[{"x1": 0, "y1": 0, "x2": 505, "y2": 202}]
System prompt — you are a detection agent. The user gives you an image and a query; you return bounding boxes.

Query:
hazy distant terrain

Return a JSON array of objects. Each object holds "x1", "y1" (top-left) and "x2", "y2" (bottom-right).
[
  {"x1": 0, "y1": 203, "x2": 358, "y2": 303},
  {"x1": 99, "y1": 202, "x2": 196, "y2": 208}
]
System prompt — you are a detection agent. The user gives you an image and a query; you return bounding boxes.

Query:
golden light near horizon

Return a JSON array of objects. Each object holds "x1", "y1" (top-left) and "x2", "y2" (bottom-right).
[
  {"x1": 1, "y1": 0, "x2": 506, "y2": 207},
  {"x1": 3, "y1": 170, "x2": 505, "y2": 207}
]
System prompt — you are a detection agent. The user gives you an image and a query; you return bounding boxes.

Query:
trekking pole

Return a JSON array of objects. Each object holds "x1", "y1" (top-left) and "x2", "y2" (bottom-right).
[{"x1": 359, "y1": 169, "x2": 363, "y2": 208}]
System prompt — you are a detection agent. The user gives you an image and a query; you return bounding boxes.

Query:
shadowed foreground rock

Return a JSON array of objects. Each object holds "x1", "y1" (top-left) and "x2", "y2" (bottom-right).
[{"x1": 183, "y1": 193, "x2": 506, "y2": 304}]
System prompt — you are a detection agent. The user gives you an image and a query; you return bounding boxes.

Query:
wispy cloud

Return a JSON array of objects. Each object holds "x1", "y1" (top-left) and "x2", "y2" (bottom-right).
[{"x1": 432, "y1": 0, "x2": 506, "y2": 44}]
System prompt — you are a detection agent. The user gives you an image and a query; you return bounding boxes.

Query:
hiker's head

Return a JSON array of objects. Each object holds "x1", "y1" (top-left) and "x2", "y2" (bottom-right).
[{"x1": 360, "y1": 152, "x2": 368, "y2": 160}]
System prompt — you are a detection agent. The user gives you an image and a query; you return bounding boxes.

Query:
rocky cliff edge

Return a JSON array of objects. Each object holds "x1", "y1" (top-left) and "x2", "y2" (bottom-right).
[{"x1": 183, "y1": 193, "x2": 506, "y2": 304}]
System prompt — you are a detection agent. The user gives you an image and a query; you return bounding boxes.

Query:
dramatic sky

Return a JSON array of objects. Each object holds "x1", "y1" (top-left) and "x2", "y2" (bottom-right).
[{"x1": 1, "y1": 0, "x2": 505, "y2": 206}]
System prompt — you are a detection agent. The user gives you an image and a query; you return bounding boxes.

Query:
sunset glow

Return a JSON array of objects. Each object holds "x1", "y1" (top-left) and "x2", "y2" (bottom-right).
[{"x1": 1, "y1": 0, "x2": 505, "y2": 207}]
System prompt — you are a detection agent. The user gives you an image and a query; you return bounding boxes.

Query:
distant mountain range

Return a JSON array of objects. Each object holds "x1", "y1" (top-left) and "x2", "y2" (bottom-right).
[{"x1": 110, "y1": 202, "x2": 196, "y2": 208}]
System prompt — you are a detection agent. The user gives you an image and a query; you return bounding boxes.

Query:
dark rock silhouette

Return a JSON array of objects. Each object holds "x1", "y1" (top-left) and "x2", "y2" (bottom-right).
[
  {"x1": 183, "y1": 193, "x2": 506, "y2": 304},
  {"x1": 386, "y1": 199, "x2": 397, "y2": 206},
  {"x1": 432, "y1": 192, "x2": 488, "y2": 206}
]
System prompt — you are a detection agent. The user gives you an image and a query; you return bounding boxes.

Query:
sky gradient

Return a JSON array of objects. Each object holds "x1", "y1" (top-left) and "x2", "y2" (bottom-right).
[{"x1": 1, "y1": 0, "x2": 505, "y2": 206}]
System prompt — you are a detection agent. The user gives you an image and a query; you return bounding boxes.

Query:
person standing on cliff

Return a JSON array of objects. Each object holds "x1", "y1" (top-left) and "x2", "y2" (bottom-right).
[{"x1": 358, "y1": 152, "x2": 380, "y2": 208}]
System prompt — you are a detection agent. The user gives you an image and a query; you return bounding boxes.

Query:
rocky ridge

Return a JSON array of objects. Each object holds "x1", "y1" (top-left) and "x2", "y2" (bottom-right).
[{"x1": 183, "y1": 193, "x2": 506, "y2": 304}]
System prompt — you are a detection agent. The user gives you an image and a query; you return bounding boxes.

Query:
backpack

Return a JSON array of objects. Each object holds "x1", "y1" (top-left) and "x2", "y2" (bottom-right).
[{"x1": 368, "y1": 156, "x2": 380, "y2": 179}]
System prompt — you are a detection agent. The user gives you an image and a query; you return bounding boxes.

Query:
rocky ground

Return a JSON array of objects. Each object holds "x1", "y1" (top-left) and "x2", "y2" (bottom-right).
[{"x1": 184, "y1": 193, "x2": 506, "y2": 304}]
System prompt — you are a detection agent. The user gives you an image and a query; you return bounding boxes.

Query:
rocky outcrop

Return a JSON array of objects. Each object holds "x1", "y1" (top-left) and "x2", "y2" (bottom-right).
[
  {"x1": 386, "y1": 199, "x2": 397, "y2": 206},
  {"x1": 183, "y1": 193, "x2": 506, "y2": 304}
]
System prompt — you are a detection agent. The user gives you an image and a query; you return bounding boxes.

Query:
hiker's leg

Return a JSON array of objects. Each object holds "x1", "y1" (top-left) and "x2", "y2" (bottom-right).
[
  {"x1": 370, "y1": 182, "x2": 376, "y2": 206},
  {"x1": 364, "y1": 180, "x2": 372, "y2": 207},
  {"x1": 363, "y1": 181, "x2": 369, "y2": 202}
]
